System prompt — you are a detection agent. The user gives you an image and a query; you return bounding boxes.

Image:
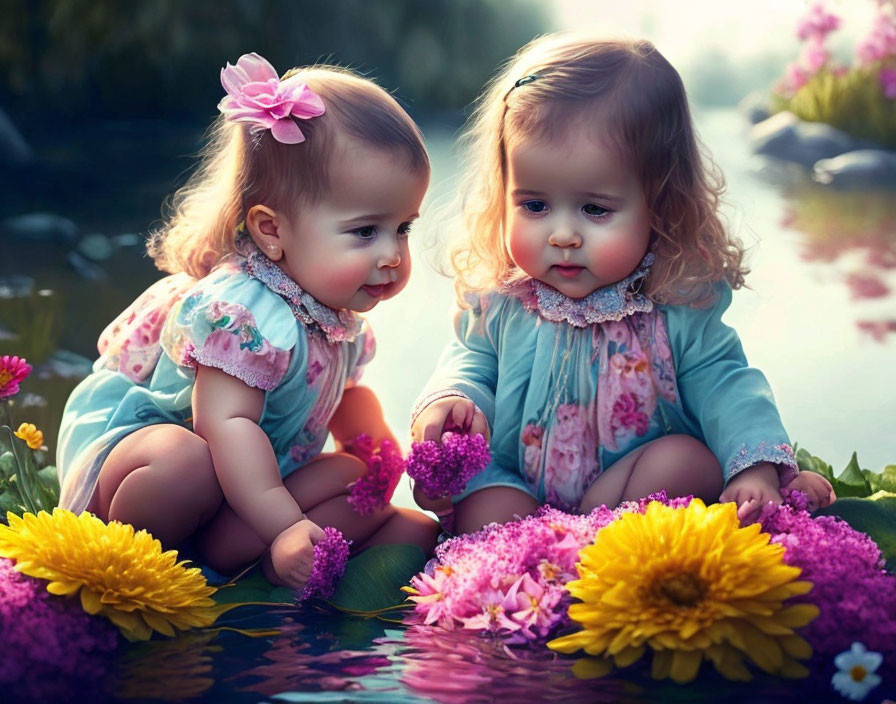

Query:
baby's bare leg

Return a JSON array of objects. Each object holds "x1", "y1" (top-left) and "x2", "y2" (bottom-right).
[
  {"x1": 197, "y1": 452, "x2": 438, "y2": 576},
  {"x1": 453, "y1": 486, "x2": 540, "y2": 535},
  {"x1": 91, "y1": 424, "x2": 223, "y2": 547},
  {"x1": 579, "y1": 434, "x2": 723, "y2": 513}
]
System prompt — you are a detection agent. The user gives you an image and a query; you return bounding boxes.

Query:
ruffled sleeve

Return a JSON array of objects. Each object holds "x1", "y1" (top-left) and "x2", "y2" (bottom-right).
[
  {"x1": 347, "y1": 318, "x2": 376, "y2": 387},
  {"x1": 413, "y1": 292, "x2": 501, "y2": 430},
  {"x1": 662, "y1": 283, "x2": 798, "y2": 487},
  {"x1": 161, "y1": 271, "x2": 298, "y2": 391}
]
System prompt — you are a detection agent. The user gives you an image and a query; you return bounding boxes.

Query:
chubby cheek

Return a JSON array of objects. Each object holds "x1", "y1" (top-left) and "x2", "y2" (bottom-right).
[
  {"x1": 507, "y1": 220, "x2": 543, "y2": 276},
  {"x1": 320, "y1": 256, "x2": 371, "y2": 297}
]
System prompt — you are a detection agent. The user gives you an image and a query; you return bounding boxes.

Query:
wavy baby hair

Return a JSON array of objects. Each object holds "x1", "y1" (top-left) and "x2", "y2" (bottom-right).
[
  {"x1": 450, "y1": 33, "x2": 747, "y2": 305},
  {"x1": 148, "y1": 65, "x2": 429, "y2": 278}
]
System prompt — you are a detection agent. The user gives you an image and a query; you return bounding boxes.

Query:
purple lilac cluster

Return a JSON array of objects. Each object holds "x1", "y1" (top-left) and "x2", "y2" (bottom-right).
[
  {"x1": 406, "y1": 492, "x2": 682, "y2": 642},
  {"x1": 346, "y1": 434, "x2": 406, "y2": 516},
  {"x1": 406, "y1": 432, "x2": 491, "y2": 499},
  {"x1": 1, "y1": 557, "x2": 118, "y2": 699},
  {"x1": 298, "y1": 527, "x2": 351, "y2": 602},
  {"x1": 759, "y1": 491, "x2": 896, "y2": 660}
]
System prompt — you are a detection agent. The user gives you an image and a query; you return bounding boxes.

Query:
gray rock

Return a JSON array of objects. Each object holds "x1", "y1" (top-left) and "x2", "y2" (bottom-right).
[
  {"x1": 77, "y1": 233, "x2": 114, "y2": 261},
  {"x1": 1, "y1": 212, "x2": 78, "y2": 244},
  {"x1": 67, "y1": 250, "x2": 107, "y2": 281},
  {"x1": 813, "y1": 149, "x2": 896, "y2": 188},
  {"x1": 0, "y1": 274, "x2": 34, "y2": 298},
  {"x1": 750, "y1": 111, "x2": 870, "y2": 167},
  {"x1": 112, "y1": 232, "x2": 142, "y2": 248},
  {"x1": 738, "y1": 91, "x2": 772, "y2": 125},
  {"x1": 35, "y1": 350, "x2": 94, "y2": 380},
  {"x1": 0, "y1": 106, "x2": 33, "y2": 166}
]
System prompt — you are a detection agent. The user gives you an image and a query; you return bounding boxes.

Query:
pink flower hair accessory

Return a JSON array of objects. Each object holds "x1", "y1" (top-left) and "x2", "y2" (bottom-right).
[{"x1": 218, "y1": 52, "x2": 325, "y2": 144}]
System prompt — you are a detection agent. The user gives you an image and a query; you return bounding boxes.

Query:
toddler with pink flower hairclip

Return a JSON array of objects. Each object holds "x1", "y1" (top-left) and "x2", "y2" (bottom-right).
[{"x1": 56, "y1": 53, "x2": 438, "y2": 591}]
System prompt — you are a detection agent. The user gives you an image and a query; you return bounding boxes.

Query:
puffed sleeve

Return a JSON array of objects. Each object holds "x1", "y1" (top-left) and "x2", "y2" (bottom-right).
[
  {"x1": 662, "y1": 283, "x2": 798, "y2": 487},
  {"x1": 413, "y1": 293, "x2": 500, "y2": 430},
  {"x1": 161, "y1": 271, "x2": 298, "y2": 391}
]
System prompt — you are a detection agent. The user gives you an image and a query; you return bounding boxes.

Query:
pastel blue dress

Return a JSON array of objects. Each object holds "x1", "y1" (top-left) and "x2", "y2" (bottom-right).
[
  {"x1": 415, "y1": 256, "x2": 798, "y2": 511},
  {"x1": 57, "y1": 236, "x2": 374, "y2": 514}
]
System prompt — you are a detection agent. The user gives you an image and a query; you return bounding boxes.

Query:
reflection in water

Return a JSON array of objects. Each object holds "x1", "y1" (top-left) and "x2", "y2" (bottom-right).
[
  {"x1": 781, "y1": 184, "x2": 896, "y2": 342},
  {"x1": 114, "y1": 631, "x2": 220, "y2": 701},
  {"x1": 234, "y1": 615, "x2": 392, "y2": 698}
]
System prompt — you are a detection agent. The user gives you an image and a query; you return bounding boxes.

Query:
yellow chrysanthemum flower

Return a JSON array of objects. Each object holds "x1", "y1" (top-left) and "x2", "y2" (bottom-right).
[
  {"x1": 548, "y1": 499, "x2": 819, "y2": 683},
  {"x1": 0, "y1": 508, "x2": 231, "y2": 641},
  {"x1": 14, "y1": 422, "x2": 43, "y2": 450}
]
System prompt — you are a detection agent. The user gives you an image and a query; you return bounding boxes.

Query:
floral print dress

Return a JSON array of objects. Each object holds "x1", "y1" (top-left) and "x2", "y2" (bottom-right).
[
  {"x1": 416, "y1": 256, "x2": 797, "y2": 511},
  {"x1": 57, "y1": 236, "x2": 375, "y2": 514}
]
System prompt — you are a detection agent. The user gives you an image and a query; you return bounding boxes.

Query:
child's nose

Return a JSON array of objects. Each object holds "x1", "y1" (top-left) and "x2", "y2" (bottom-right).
[
  {"x1": 548, "y1": 222, "x2": 582, "y2": 248},
  {"x1": 377, "y1": 239, "x2": 402, "y2": 268}
]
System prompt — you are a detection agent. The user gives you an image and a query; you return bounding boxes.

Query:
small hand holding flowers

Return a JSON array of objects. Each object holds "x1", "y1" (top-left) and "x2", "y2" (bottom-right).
[
  {"x1": 407, "y1": 432, "x2": 491, "y2": 500},
  {"x1": 296, "y1": 526, "x2": 350, "y2": 602}
]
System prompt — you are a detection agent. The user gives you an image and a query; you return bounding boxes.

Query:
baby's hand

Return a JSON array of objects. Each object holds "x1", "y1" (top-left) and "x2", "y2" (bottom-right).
[
  {"x1": 783, "y1": 471, "x2": 836, "y2": 511},
  {"x1": 268, "y1": 518, "x2": 326, "y2": 590},
  {"x1": 719, "y1": 462, "x2": 782, "y2": 524},
  {"x1": 410, "y1": 396, "x2": 487, "y2": 527},
  {"x1": 412, "y1": 396, "x2": 490, "y2": 444}
]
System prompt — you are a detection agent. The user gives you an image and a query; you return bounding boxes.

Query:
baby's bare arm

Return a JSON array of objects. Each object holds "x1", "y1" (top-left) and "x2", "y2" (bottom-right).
[{"x1": 192, "y1": 365, "x2": 305, "y2": 544}]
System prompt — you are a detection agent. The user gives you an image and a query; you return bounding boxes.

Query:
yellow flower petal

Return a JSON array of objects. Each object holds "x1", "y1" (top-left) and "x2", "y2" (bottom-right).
[
  {"x1": 0, "y1": 508, "x2": 221, "y2": 639},
  {"x1": 553, "y1": 500, "x2": 818, "y2": 682},
  {"x1": 572, "y1": 656, "x2": 613, "y2": 679}
]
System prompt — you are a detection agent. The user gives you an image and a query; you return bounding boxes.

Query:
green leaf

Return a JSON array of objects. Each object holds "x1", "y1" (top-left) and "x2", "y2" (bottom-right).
[
  {"x1": 329, "y1": 543, "x2": 427, "y2": 613},
  {"x1": 795, "y1": 448, "x2": 834, "y2": 481},
  {"x1": 211, "y1": 569, "x2": 292, "y2": 605},
  {"x1": 830, "y1": 452, "x2": 872, "y2": 499},
  {"x1": 868, "y1": 465, "x2": 896, "y2": 495},
  {"x1": 816, "y1": 496, "x2": 896, "y2": 572}
]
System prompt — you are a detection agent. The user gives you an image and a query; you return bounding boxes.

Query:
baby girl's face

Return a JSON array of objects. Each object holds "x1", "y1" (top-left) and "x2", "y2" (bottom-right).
[
  {"x1": 276, "y1": 136, "x2": 428, "y2": 312},
  {"x1": 504, "y1": 124, "x2": 651, "y2": 299}
]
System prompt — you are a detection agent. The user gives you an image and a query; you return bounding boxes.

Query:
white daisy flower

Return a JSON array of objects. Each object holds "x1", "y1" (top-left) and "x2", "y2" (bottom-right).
[{"x1": 831, "y1": 642, "x2": 883, "y2": 701}]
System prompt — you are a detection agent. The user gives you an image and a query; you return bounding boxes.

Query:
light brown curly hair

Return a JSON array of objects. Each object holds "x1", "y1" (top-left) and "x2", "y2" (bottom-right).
[
  {"x1": 448, "y1": 33, "x2": 747, "y2": 306},
  {"x1": 147, "y1": 65, "x2": 429, "y2": 279}
]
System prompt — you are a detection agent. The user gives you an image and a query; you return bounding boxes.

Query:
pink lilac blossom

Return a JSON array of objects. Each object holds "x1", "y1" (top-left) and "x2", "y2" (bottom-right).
[
  {"x1": 857, "y1": 9, "x2": 896, "y2": 65},
  {"x1": 218, "y1": 52, "x2": 326, "y2": 144},
  {"x1": 406, "y1": 493, "x2": 684, "y2": 642},
  {"x1": 0, "y1": 355, "x2": 31, "y2": 398},
  {"x1": 758, "y1": 491, "x2": 896, "y2": 663},
  {"x1": 796, "y1": 3, "x2": 842, "y2": 42},
  {"x1": 0, "y1": 557, "x2": 118, "y2": 699},
  {"x1": 298, "y1": 527, "x2": 351, "y2": 602},
  {"x1": 406, "y1": 432, "x2": 491, "y2": 499},
  {"x1": 346, "y1": 434, "x2": 406, "y2": 515}
]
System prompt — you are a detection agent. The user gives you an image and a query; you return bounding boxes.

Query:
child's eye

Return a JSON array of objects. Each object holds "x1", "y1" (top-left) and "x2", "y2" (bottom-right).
[
  {"x1": 352, "y1": 226, "x2": 377, "y2": 240},
  {"x1": 521, "y1": 200, "x2": 548, "y2": 214},
  {"x1": 398, "y1": 222, "x2": 413, "y2": 237},
  {"x1": 583, "y1": 203, "x2": 612, "y2": 218}
]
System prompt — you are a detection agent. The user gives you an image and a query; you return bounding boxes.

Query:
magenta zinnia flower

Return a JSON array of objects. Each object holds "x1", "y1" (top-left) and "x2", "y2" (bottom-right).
[
  {"x1": 218, "y1": 52, "x2": 325, "y2": 144},
  {"x1": 297, "y1": 527, "x2": 350, "y2": 602},
  {"x1": 0, "y1": 355, "x2": 31, "y2": 399}
]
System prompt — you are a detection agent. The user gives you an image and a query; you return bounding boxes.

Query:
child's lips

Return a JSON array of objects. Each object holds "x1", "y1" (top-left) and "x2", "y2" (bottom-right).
[
  {"x1": 362, "y1": 282, "x2": 392, "y2": 298},
  {"x1": 552, "y1": 264, "x2": 585, "y2": 279}
]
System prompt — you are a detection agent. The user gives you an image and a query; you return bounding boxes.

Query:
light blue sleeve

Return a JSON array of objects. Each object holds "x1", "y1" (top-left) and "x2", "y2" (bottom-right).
[
  {"x1": 416, "y1": 294, "x2": 500, "y2": 430},
  {"x1": 662, "y1": 283, "x2": 798, "y2": 487}
]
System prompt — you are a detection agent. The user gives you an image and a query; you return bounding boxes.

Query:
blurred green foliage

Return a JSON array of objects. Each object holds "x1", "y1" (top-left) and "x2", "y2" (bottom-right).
[
  {"x1": 773, "y1": 66, "x2": 896, "y2": 148},
  {"x1": 0, "y1": 288, "x2": 63, "y2": 365},
  {"x1": 0, "y1": 0, "x2": 550, "y2": 122}
]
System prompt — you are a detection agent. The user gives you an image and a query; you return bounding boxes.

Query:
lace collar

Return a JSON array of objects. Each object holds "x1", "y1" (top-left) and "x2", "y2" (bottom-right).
[
  {"x1": 504, "y1": 254, "x2": 655, "y2": 327},
  {"x1": 233, "y1": 234, "x2": 361, "y2": 343}
]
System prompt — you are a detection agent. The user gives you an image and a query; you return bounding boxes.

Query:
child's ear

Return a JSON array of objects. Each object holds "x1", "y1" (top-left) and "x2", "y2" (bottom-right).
[{"x1": 245, "y1": 204, "x2": 284, "y2": 261}]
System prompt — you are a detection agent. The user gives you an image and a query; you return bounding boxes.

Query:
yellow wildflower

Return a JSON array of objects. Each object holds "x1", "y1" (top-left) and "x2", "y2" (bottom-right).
[
  {"x1": 14, "y1": 422, "x2": 43, "y2": 450},
  {"x1": 548, "y1": 499, "x2": 819, "y2": 683}
]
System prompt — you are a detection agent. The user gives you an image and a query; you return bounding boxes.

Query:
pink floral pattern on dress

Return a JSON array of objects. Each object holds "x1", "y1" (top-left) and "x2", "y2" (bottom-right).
[
  {"x1": 543, "y1": 404, "x2": 597, "y2": 510},
  {"x1": 98, "y1": 274, "x2": 195, "y2": 382}
]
